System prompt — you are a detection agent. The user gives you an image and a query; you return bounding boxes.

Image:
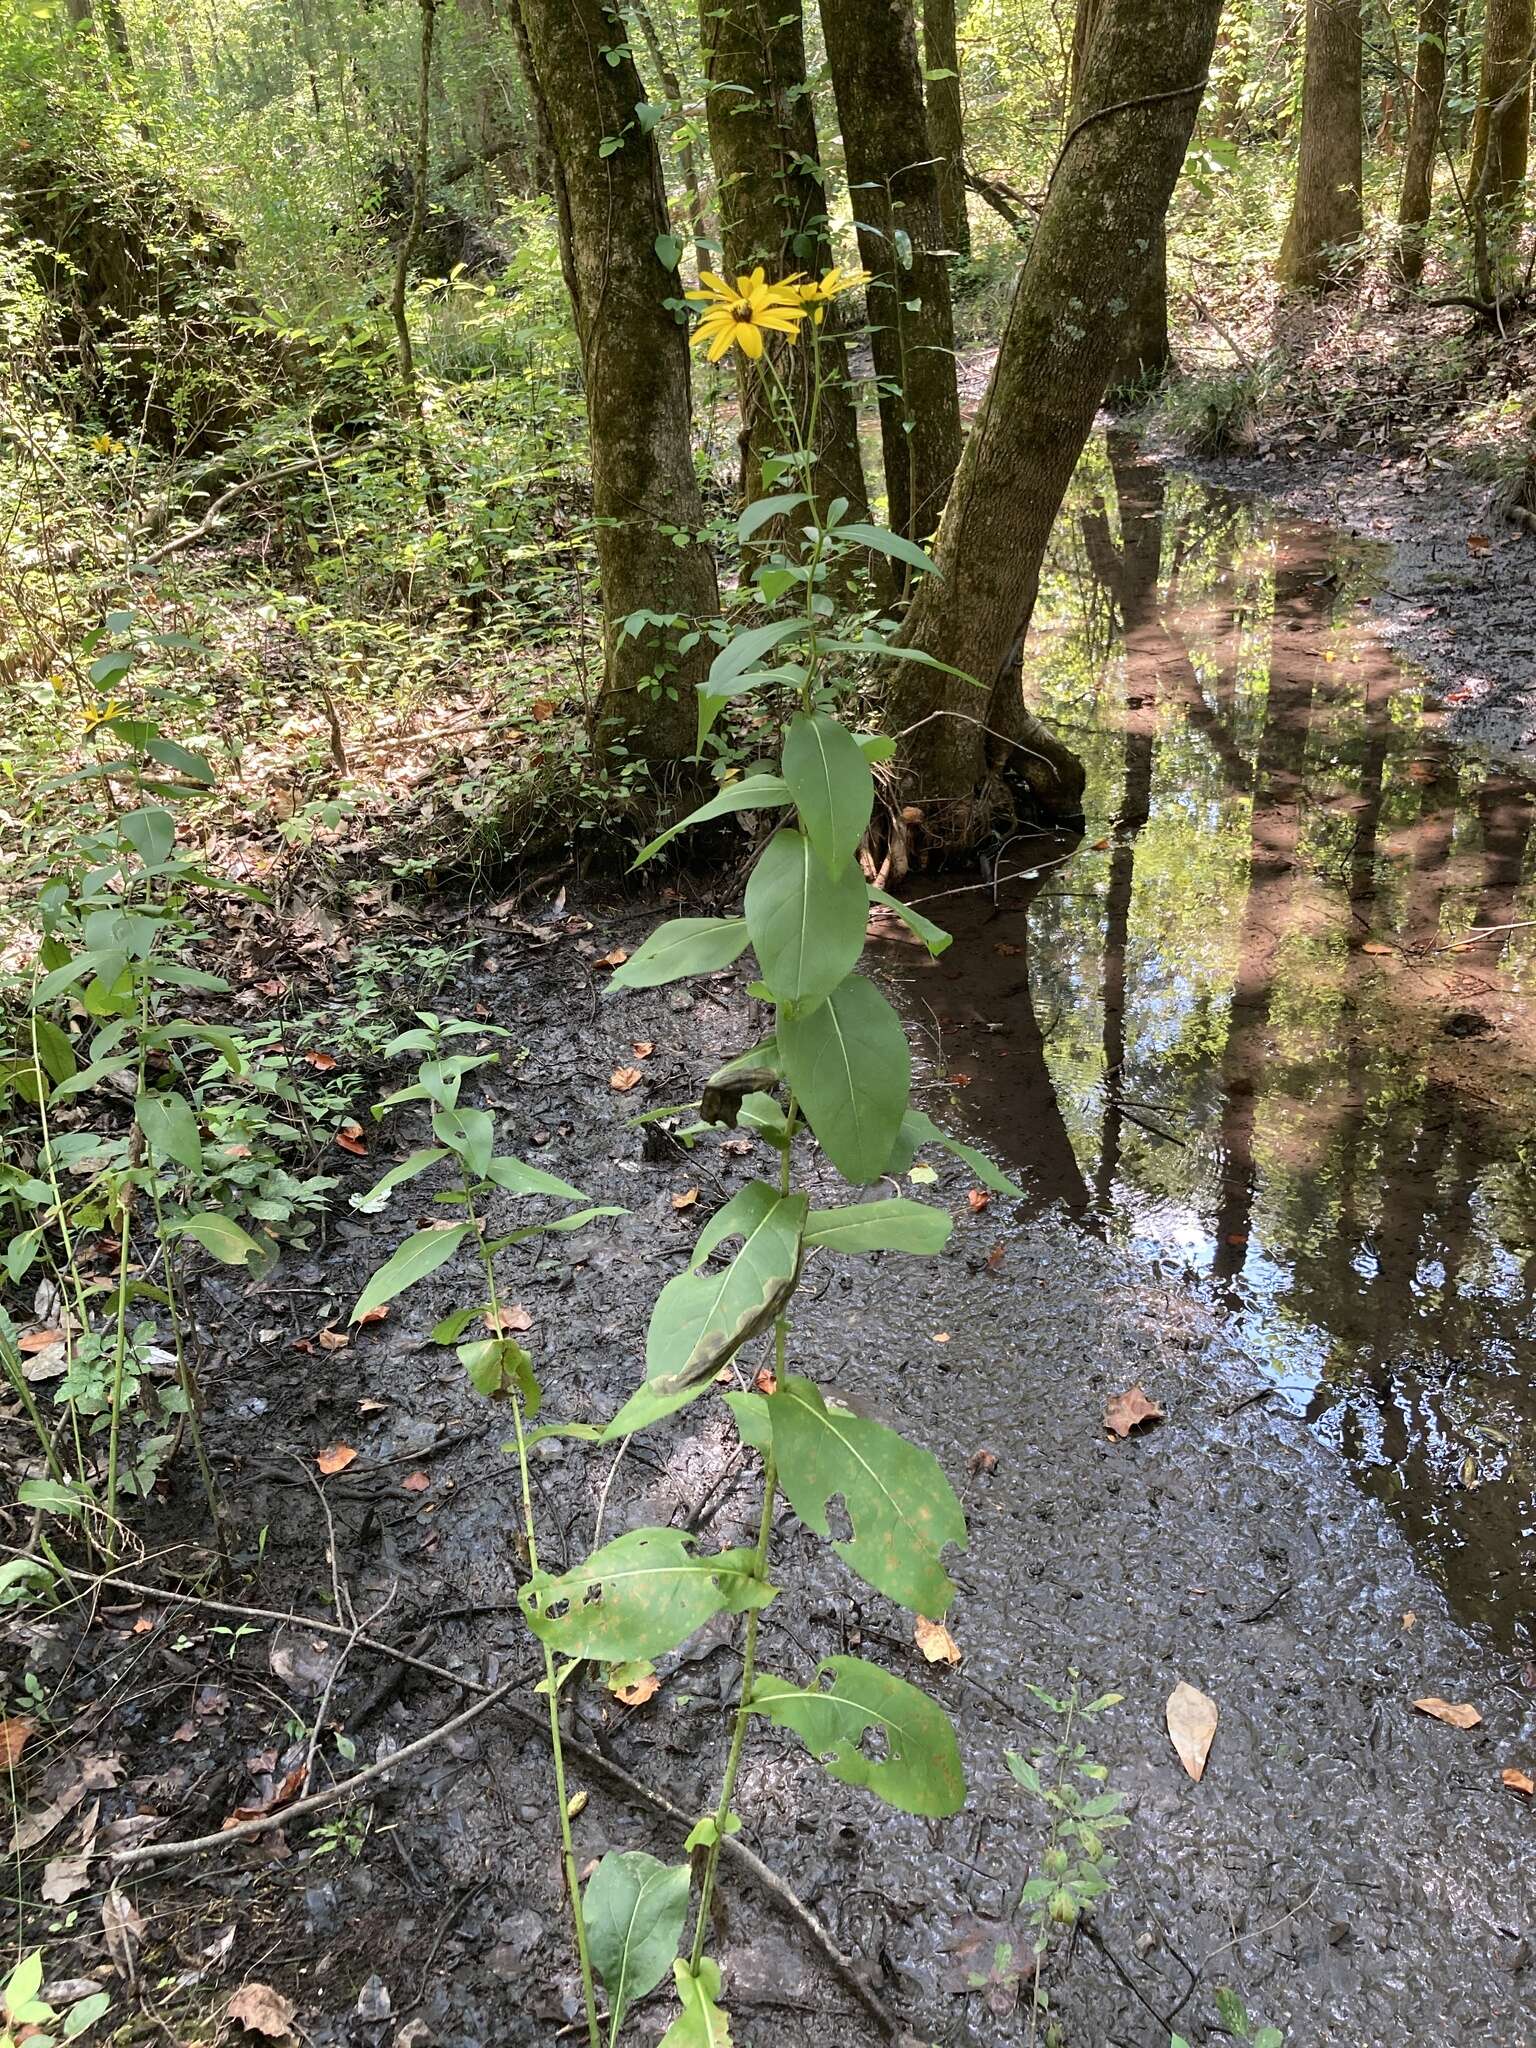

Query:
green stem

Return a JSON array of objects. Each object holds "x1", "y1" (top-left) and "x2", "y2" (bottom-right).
[
  {"x1": 465, "y1": 1169, "x2": 600, "y2": 2048},
  {"x1": 0, "y1": 1329, "x2": 66, "y2": 1482},
  {"x1": 104, "y1": 973, "x2": 151, "y2": 1561}
]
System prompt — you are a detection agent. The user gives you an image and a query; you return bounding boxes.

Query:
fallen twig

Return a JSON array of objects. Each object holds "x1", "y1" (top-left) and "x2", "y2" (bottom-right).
[{"x1": 33, "y1": 1560, "x2": 901, "y2": 2038}]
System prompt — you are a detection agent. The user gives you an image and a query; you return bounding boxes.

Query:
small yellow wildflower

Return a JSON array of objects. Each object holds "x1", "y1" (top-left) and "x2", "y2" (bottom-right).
[
  {"x1": 797, "y1": 266, "x2": 872, "y2": 323},
  {"x1": 687, "y1": 268, "x2": 806, "y2": 361}
]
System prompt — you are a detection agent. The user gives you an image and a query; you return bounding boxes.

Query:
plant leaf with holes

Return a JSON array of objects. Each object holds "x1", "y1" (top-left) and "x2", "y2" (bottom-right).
[
  {"x1": 768, "y1": 1375, "x2": 964, "y2": 1613},
  {"x1": 520, "y1": 1527, "x2": 774, "y2": 1661},
  {"x1": 749, "y1": 1656, "x2": 964, "y2": 1815}
]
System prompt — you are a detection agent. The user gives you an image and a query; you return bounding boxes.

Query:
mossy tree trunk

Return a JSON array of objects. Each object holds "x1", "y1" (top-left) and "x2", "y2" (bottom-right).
[
  {"x1": 1396, "y1": 0, "x2": 1452, "y2": 283},
  {"x1": 514, "y1": 0, "x2": 720, "y2": 769},
  {"x1": 822, "y1": 0, "x2": 962, "y2": 546},
  {"x1": 923, "y1": 0, "x2": 971, "y2": 258},
  {"x1": 698, "y1": 0, "x2": 870, "y2": 522},
  {"x1": 1468, "y1": 0, "x2": 1533, "y2": 210},
  {"x1": 1070, "y1": 0, "x2": 1169, "y2": 391},
  {"x1": 1277, "y1": 0, "x2": 1364, "y2": 288},
  {"x1": 886, "y1": 0, "x2": 1223, "y2": 841}
]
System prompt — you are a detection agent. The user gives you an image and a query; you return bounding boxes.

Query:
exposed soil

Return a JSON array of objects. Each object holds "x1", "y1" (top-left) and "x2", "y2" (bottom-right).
[{"x1": 8, "y1": 450, "x2": 1536, "y2": 2048}]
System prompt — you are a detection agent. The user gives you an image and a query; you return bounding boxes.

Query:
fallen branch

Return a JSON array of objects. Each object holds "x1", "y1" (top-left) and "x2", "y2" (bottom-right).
[
  {"x1": 35, "y1": 1561, "x2": 902, "y2": 2039},
  {"x1": 138, "y1": 457, "x2": 321, "y2": 565}
]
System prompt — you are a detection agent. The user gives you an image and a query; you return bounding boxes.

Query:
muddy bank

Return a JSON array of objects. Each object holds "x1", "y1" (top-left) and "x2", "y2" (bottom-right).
[
  {"x1": 12, "y1": 866, "x2": 1535, "y2": 2048},
  {"x1": 1157, "y1": 440, "x2": 1536, "y2": 766}
]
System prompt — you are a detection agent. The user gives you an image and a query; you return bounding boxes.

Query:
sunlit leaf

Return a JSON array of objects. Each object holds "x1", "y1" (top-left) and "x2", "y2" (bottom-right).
[
  {"x1": 749, "y1": 1656, "x2": 965, "y2": 1815},
  {"x1": 522, "y1": 1526, "x2": 774, "y2": 1660},
  {"x1": 609, "y1": 918, "x2": 751, "y2": 990},
  {"x1": 803, "y1": 1197, "x2": 951, "y2": 1254},
  {"x1": 634, "y1": 776, "x2": 792, "y2": 864}
]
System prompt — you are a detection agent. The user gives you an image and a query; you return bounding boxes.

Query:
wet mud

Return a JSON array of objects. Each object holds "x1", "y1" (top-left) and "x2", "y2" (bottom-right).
[{"x1": 11, "y1": 449, "x2": 1536, "y2": 2048}]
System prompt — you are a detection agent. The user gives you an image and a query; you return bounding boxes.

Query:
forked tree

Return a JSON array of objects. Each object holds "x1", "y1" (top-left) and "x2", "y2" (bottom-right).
[
  {"x1": 513, "y1": 0, "x2": 720, "y2": 767},
  {"x1": 887, "y1": 0, "x2": 1225, "y2": 839}
]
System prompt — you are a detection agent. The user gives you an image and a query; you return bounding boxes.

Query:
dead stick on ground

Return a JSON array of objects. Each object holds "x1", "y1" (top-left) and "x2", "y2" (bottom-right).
[{"x1": 38, "y1": 1562, "x2": 900, "y2": 2039}]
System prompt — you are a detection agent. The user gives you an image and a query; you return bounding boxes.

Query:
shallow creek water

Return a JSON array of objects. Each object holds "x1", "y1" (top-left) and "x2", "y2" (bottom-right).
[{"x1": 878, "y1": 438, "x2": 1536, "y2": 1650}]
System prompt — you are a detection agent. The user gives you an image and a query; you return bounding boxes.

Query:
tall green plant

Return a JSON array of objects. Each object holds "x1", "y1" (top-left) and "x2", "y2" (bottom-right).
[{"x1": 509, "y1": 267, "x2": 1021, "y2": 2043}]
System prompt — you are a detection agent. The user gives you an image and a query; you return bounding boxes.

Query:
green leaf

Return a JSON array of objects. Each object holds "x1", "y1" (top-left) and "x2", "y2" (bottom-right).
[
  {"x1": 118, "y1": 806, "x2": 176, "y2": 866},
  {"x1": 144, "y1": 737, "x2": 213, "y2": 784},
  {"x1": 779, "y1": 973, "x2": 909, "y2": 1183},
  {"x1": 522, "y1": 1527, "x2": 774, "y2": 1661},
  {"x1": 634, "y1": 776, "x2": 792, "y2": 864},
  {"x1": 804, "y1": 1198, "x2": 951, "y2": 1254},
  {"x1": 654, "y1": 230, "x2": 684, "y2": 270},
  {"x1": 768, "y1": 1375, "x2": 964, "y2": 1613},
  {"x1": 483, "y1": 1155, "x2": 589, "y2": 1202},
  {"x1": 723, "y1": 1389, "x2": 770, "y2": 1452},
  {"x1": 1214, "y1": 1991, "x2": 1249, "y2": 2036},
  {"x1": 854, "y1": 731, "x2": 896, "y2": 763},
  {"x1": 659, "y1": 1957, "x2": 733, "y2": 2047},
  {"x1": 782, "y1": 713, "x2": 874, "y2": 874},
  {"x1": 748, "y1": 1656, "x2": 965, "y2": 1815},
  {"x1": 178, "y1": 1213, "x2": 263, "y2": 1267},
  {"x1": 432, "y1": 1106, "x2": 495, "y2": 1179},
  {"x1": 1004, "y1": 1751, "x2": 1042, "y2": 1797},
  {"x1": 432, "y1": 1306, "x2": 481, "y2": 1343},
  {"x1": 706, "y1": 617, "x2": 805, "y2": 694},
  {"x1": 831, "y1": 522, "x2": 939, "y2": 576},
  {"x1": 351, "y1": 1148, "x2": 449, "y2": 1214},
  {"x1": 744, "y1": 830, "x2": 867, "y2": 1008},
  {"x1": 583, "y1": 1852, "x2": 691, "y2": 2037},
  {"x1": 609, "y1": 917, "x2": 750, "y2": 991},
  {"x1": 897, "y1": 1109, "x2": 1024, "y2": 1197},
  {"x1": 736, "y1": 492, "x2": 809, "y2": 542},
  {"x1": 1251, "y1": 2031, "x2": 1284, "y2": 2048},
  {"x1": 820, "y1": 635, "x2": 978, "y2": 684},
  {"x1": 28, "y1": 1016, "x2": 77, "y2": 1086},
  {"x1": 868, "y1": 886, "x2": 951, "y2": 956},
  {"x1": 644, "y1": 1181, "x2": 805, "y2": 1381},
  {"x1": 458, "y1": 1337, "x2": 540, "y2": 1413},
  {"x1": 135, "y1": 1090, "x2": 203, "y2": 1172},
  {"x1": 349, "y1": 1223, "x2": 470, "y2": 1322}
]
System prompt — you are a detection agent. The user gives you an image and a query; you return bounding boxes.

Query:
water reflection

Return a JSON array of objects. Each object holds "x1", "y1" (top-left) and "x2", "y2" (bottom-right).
[{"x1": 882, "y1": 438, "x2": 1536, "y2": 1648}]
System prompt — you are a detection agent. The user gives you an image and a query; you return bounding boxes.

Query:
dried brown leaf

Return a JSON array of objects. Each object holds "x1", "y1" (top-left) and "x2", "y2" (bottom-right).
[
  {"x1": 0, "y1": 1716, "x2": 35, "y2": 1767},
  {"x1": 914, "y1": 1616, "x2": 962, "y2": 1666},
  {"x1": 610, "y1": 1066, "x2": 643, "y2": 1092},
  {"x1": 315, "y1": 1443, "x2": 357, "y2": 1475},
  {"x1": 1502, "y1": 1768, "x2": 1534, "y2": 1796},
  {"x1": 1166, "y1": 1680, "x2": 1218, "y2": 1781},
  {"x1": 1413, "y1": 1696, "x2": 1482, "y2": 1729},
  {"x1": 227, "y1": 1982, "x2": 298, "y2": 2039},
  {"x1": 1104, "y1": 1384, "x2": 1165, "y2": 1439}
]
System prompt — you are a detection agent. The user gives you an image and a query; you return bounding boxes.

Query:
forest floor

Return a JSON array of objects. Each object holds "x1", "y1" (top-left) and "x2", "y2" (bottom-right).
[
  {"x1": 11, "y1": 866, "x2": 1536, "y2": 2048},
  {"x1": 9, "y1": 291, "x2": 1536, "y2": 2048}
]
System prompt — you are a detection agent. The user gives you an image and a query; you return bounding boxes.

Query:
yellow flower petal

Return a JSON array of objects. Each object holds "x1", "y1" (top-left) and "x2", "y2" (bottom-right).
[
  {"x1": 698, "y1": 271, "x2": 730, "y2": 297},
  {"x1": 735, "y1": 321, "x2": 765, "y2": 359},
  {"x1": 706, "y1": 326, "x2": 737, "y2": 362}
]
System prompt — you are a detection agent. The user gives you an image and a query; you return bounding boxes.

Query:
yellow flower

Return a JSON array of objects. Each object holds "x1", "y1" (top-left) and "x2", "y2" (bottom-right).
[
  {"x1": 797, "y1": 266, "x2": 872, "y2": 323},
  {"x1": 687, "y1": 268, "x2": 807, "y2": 361}
]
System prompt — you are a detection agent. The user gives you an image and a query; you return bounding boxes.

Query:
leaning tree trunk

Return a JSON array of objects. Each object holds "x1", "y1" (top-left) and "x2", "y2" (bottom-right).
[
  {"x1": 514, "y1": 0, "x2": 720, "y2": 768},
  {"x1": 822, "y1": 0, "x2": 962, "y2": 546},
  {"x1": 886, "y1": 0, "x2": 1224, "y2": 841},
  {"x1": 923, "y1": 0, "x2": 972, "y2": 257},
  {"x1": 698, "y1": 0, "x2": 870, "y2": 522},
  {"x1": 1468, "y1": 0, "x2": 1533, "y2": 211},
  {"x1": 1278, "y1": 0, "x2": 1364, "y2": 288},
  {"x1": 1070, "y1": 0, "x2": 1169, "y2": 390},
  {"x1": 1397, "y1": 0, "x2": 1452, "y2": 282}
]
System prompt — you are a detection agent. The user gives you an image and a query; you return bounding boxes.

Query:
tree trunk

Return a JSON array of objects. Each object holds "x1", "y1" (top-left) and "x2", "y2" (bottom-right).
[
  {"x1": 822, "y1": 0, "x2": 961, "y2": 546},
  {"x1": 1396, "y1": 0, "x2": 1451, "y2": 282},
  {"x1": 634, "y1": 3, "x2": 707, "y2": 278},
  {"x1": 1069, "y1": 0, "x2": 1169, "y2": 390},
  {"x1": 698, "y1": 0, "x2": 870, "y2": 523},
  {"x1": 887, "y1": 0, "x2": 1223, "y2": 837},
  {"x1": 1468, "y1": 0, "x2": 1533, "y2": 211},
  {"x1": 923, "y1": 0, "x2": 971, "y2": 257},
  {"x1": 1277, "y1": 0, "x2": 1364, "y2": 288},
  {"x1": 391, "y1": 0, "x2": 437, "y2": 481},
  {"x1": 514, "y1": 0, "x2": 720, "y2": 768}
]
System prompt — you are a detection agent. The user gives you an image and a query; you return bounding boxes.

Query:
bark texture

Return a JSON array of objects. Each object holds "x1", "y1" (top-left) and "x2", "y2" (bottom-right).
[
  {"x1": 1278, "y1": 0, "x2": 1364, "y2": 288},
  {"x1": 1468, "y1": 0, "x2": 1533, "y2": 210},
  {"x1": 698, "y1": 0, "x2": 870, "y2": 521},
  {"x1": 888, "y1": 0, "x2": 1223, "y2": 833},
  {"x1": 923, "y1": 0, "x2": 972, "y2": 257},
  {"x1": 514, "y1": 0, "x2": 720, "y2": 766},
  {"x1": 1070, "y1": 0, "x2": 1168, "y2": 390},
  {"x1": 1396, "y1": 0, "x2": 1452, "y2": 282},
  {"x1": 823, "y1": 0, "x2": 962, "y2": 544}
]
